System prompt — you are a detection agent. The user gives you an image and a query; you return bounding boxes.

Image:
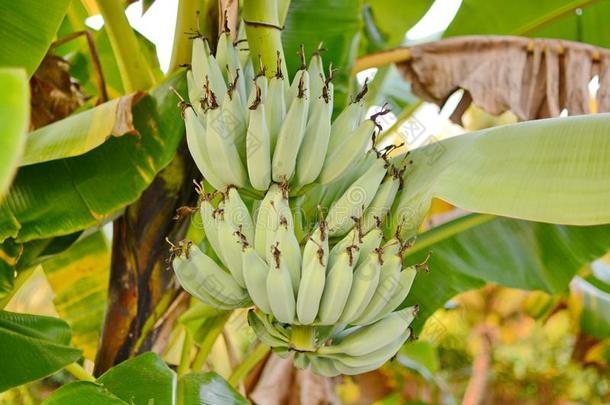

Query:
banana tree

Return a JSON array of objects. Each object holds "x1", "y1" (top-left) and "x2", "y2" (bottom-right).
[{"x1": 0, "y1": 0, "x2": 609, "y2": 403}]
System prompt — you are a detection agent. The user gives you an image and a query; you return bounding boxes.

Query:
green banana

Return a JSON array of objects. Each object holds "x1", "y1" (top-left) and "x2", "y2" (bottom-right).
[
  {"x1": 267, "y1": 215, "x2": 302, "y2": 294},
  {"x1": 319, "y1": 306, "x2": 417, "y2": 356},
  {"x1": 186, "y1": 70, "x2": 202, "y2": 109},
  {"x1": 259, "y1": 311, "x2": 291, "y2": 341},
  {"x1": 235, "y1": 21, "x2": 250, "y2": 68},
  {"x1": 302, "y1": 220, "x2": 329, "y2": 268},
  {"x1": 242, "y1": 246, "x2": 272, "y2": 314},
  {"x1": 247, "y1": 66, "x2": 268, "y2": 108},
  {"x1": 254, "y1": 184, "x2": 282, "y2": 257},
  {"x1": 286, "y1": 47, "x2": 308, "y2": 108},
  {"x1": 200, "y1": 197, "x2": 224, "y2": 260},
  {"x1": 248, "y1": 309, "x2": 289, "y2": 347},
  {"x1": 307, "y1": 45, "x2": 326, "y2": 111},
  {"x1": 222, "y1": 71, "x2": 248, "y2": 164},
  {"x1": 204, "y1": 92, "x2": 248, "y2": 187},
  {"x1": 361, "y1": 170, "x2": 400, "y2": 233},
  {"x1": 216, "y1": 214, "x2": 247, "y2": 287},
  {"x1": 309, "y1": 356, "x2": 341, "y2": 377},
  {"x1": 326, "y1": 157, "x2": 388, "y2": 236},
  {"x1": 327, "y1": 227, "x2": 361, "y2": 269},
  {"x1": 266, "y1": 245, "x2": 296, "y2": 323},
  {"x1": 224, "y1": 187, "x2": 254, "y2": 242},
  {"x1": 294, "y1": 77, "x2": 331, "y2": 188},
  {"x1": 172, "y1": 242, "x2": 249, "y2": 308},
  {"x1": 190, "y1": 37, "x2": 207, "y2": 100},
  {"x1": 320, "y1": 150, "x2": 378, "y2": 207},
  {"x1": 264, "y1": 187, "x2": 293, "y2": 263},
  {"x1": 246, "y1": 86, "x2": 272, "y2": 191},
  {"x1": 338, "y1": 251, "x2": 382, "y2": 324},
  {"x1": 364, "y1": 269, "x2": 417, "y2": 325},
  {"x1": 271, "y1": 70, "x2": 309, "y2": 183},
  {"x1": 328, "y1": 329, "x2": 409, "y2": 367},
  {"x1": 191, "y1": 37, "x2": 227, "y2": 103},
  {"x1": 381, "y1": 236, "x2": 402, "y2": 261},
  {"x1": 356, "y1": 227, "x2": 383, "y2": 267},
  {"x1": 317, "y1": 247, "x2": 357, "y2": 325},
  {"x1": 243, "y1": 59, "x2": 255, "y2": 99},
  {"x1": 215, "y1": 30, "x2": 233, "y2": 76},
  {"x1": 326, "y1": 98, "x2": 365, "y2": 156},
  {"x1": 296, "y1": 224, "x2": 328, "y2": 324},
  {"x1": 184, "y1": 106, "x2": 226, "y2": 190},
  {"x1": 352, "y1": 254, "x2": 402, "y2": 325},
  {"x1": 318, "y1": 106, "x2": 387, "y2": 185},
  {"x1": 265, "y1": 60, "x2": 286, "y2": 154},
  {"x1": 216, "y1": 30, "x2": 247, "y2": 106},
  {"x1": 329, "y1": 329, "x2": 410, "y2": 374}
]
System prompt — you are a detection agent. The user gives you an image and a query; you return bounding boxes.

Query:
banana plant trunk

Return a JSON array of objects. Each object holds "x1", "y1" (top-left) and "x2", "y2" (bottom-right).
[{"x1": 94, "y1": 142, "x2": 198, "y2": 375}]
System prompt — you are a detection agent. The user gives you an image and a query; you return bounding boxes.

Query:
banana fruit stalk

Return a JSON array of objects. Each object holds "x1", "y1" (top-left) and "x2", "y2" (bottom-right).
[{"x1": 172, "y1": 32, "x2": 428, "y2": 376}]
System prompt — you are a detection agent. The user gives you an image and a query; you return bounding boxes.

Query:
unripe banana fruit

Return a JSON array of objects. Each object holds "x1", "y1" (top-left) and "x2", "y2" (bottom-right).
[{"x1": 172, "y1": 35, "x2": 425, "y2": 377}]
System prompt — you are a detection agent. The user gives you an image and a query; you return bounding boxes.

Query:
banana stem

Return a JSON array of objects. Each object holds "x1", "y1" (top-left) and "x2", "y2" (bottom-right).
[
  {"x1": 290, "y1": 325, "x2": 316, "y2": 352},
  {"x1": 130, "y1": 289, "x2": 181, "y2": 355},
  {"x1": 177, "y1": 328, "x2": 193, "y2": 377},
  {"x1": 242, "y1": 0, "x2": 288, "y2": 80},
  {"x1": 191, "y1": 313, "x2": 231, "y2": 371},
  {"x1": 168, "y1": 0, "x2": 200, "y2": 73},
  {"x1": 168, "y1": 0, "x2": 211, "y2": 73},
  {"x1": 228, "y1": 343, "x2": 270, "y2": 387},
  {"x1": 95, "y1": 0, "x2": 155, "y2": 92},
  {"x1": 277, "y1": 0, "x2": 291, "y2": 24},
  {"x1": 64, "y1": 362, "x2": 96, "y2": 382}
]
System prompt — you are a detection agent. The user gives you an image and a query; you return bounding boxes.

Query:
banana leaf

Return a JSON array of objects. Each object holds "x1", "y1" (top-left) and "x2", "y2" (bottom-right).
[
  {"x1": 0, "y1": 0, "x2": 71, "y2": 76},
  {"x1": 393, "y1": 113, "x2": 610, "y2": 238},
  {"x1": 44, "y1": 353, "x2": 247, "y2": 405},
  {"x1": 404, "y1": 214, "x2": 610, "y2": 332},
  {"x1": 0, "y1": 72, "x2": 187, "y2": 243},
  {"x1": 445, "y1": 0, "x2": 610, "y2": 47},
  {"x1": 0, "y1": 310, "x2": 81, "y2": 392},
  {"x1": 0, "y1": 69, "x2": 29, "y2": 199}
]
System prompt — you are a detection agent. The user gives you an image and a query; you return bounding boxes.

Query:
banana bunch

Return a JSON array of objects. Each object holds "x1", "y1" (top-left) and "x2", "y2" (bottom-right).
[
  {"x1": 171, "y1": 179, "x2": 421, "y2": 375},
  {"x1": 171, "y1": 25, "x2": 427, "y2": 376},
  {"x1": 181, "y1": 27, "x2": 400, "y2": 196}
]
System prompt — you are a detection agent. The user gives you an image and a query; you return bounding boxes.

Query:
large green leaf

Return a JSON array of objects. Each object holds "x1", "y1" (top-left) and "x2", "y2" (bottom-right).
[
  {"x1": 0, "y1": 68, "x2": 29, "y2": 199},
  {"x1": 0, "y1": 233, "x2": 83, "y2": 303},
  {"x1": 43, "y1": 381, "x2": 128, "y2": 404},
  {"x1": 42, "y1": 232, "x2": 110, "y2": 360},
  {"x1": 571, "y1": 275, "x2": 610, "y2": 338},
  {"x1": 44, "y1": 353, "x2": 247, "y2": 405},
  {"x1": 97, "y1": 352, "x2": 176, "y2": 405},
  {"x1": 0, "y1": 72, "x2": 186, "y2": 243},
  {"x1": 365, "y1": 0, "x2": 433, "y2": 47},
  {"x1": 394, "y1": 113, "x2": 610, "y2": 237},
  {"x1": 444, "y1": 0, "x2": 610, "y2": 47},
  {"x1": 403, "y1": 215, "x2": 610, "y2": 331},
  {"x1": 282, "y1": 0, "x2": 362, "y2": 111},
  {"x1": 178, "y1": 372, "x2": 249, "y2": 405},
  {"x1": 0, "y1": 0, "x2": 71, "y2": 76},
  {"x1": 0, "y1": 310, "x2": 82, "y2": 392},
  {"x1": 22, "y1": 93, "x2": 141, "y2": 166}
]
